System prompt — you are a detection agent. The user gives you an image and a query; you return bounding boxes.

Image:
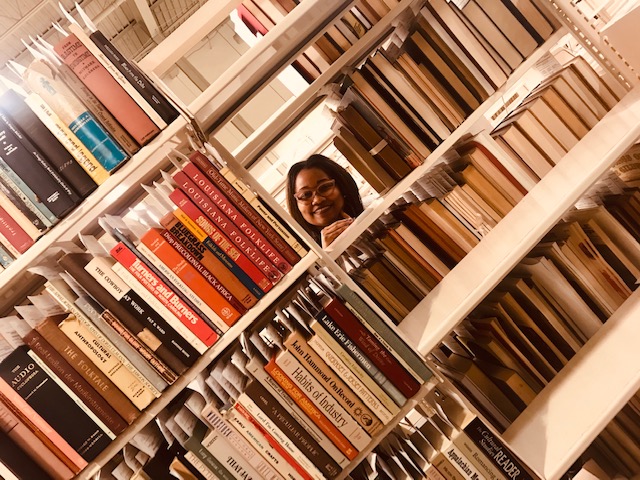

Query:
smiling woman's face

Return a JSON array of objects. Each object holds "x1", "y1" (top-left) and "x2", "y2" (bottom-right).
[{"x1": 294, "y1": 167, "x2": 345, "y2": 227}]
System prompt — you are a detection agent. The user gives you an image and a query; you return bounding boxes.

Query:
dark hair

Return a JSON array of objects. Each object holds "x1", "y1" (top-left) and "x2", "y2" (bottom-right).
[{"x1": 286, "y1": 154, "x2": 364, "y2": 243}]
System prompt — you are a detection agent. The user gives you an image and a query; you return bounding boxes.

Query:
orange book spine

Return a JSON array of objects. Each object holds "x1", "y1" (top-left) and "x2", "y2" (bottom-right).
[
  {"x1": 263, "y1": 356, "x2": 359, "y2": 460},
  {"x1": 0, "y1": 400, "x2": 75, "y2": 480},
  {"x1": 53, "y1": 33, "x2": 159, "y2": 145},
  {"x1": 160, "y1": 214, "x2": 258, "y2": 310},
  {"x1": 139, "y1": 228, "x2": 241, "y2": 327},
  {"x1": 0, "y1": 381, "x2": 86, "y2": 473}
]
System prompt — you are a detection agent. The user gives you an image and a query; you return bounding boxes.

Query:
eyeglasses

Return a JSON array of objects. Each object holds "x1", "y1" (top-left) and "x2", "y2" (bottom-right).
[{"x1": 294, "y1": 179, "x2": 336, "y2": 204}]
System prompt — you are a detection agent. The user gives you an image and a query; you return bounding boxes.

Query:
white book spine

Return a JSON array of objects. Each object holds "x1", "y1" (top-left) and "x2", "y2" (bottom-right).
[
  {"x1": 307, "y1": 331, "x2": 398, "y2": 421},
  {"x1": 201, "y1": 404, "x2": 284, "y2": 480},
  {"x1": 275, "y1": 350, "x2": 371, "y2": 450},
  {"x1": 223, "y1": 406, "x2": 299, "y2": 480},
  {"x1": 236, "y1": 392, "x2": 325, "y2": 480},
  {"x1": 203, "y1": 427, "x2": 278, "y2": 480}
]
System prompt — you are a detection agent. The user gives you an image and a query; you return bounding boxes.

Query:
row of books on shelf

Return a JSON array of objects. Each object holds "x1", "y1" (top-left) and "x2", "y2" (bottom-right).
[
  {"x1": 0, "y1": 261, "x2": 434, "y2": 479},
  {"x1": 335, "y1": 127, "x2": 640, "y2": 325},
  {"x1": 350, "y1": 384, "x2": 537, "y2": 480},
  {"x1": 0, "y1": 140, "x2": 312, "y2": 479},
  {"x1": 0, "y1": 4, "x2": 182, "y2": 268},
  {"x1": 90, "y1": 268, "x2": 435, "y2": 479},
  {"x1": 325, "y1": 0, "x2": 559, "y2": 193}
]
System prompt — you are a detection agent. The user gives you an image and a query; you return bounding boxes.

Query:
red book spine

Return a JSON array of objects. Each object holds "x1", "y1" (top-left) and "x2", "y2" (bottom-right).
[
  {"x1": 231, "y1": 402, "x2": 313, "y2": 480},
  {"x1": 157, "y1": 226, "x2": 248, "y2": 314},
  {"x1": 53, "y1": 34, "x2": 159, "y2": 145},
  {"x1": 171, "y1": 174, "x2": 283, "y2": 283},
  {"x1": 169, "y1": 190, "x2": 273, "y2": 293},
  {"x1": 322, "y1": 297, "x2": 421, "y2": 398},
  {"x1": 139, "y1": 228, "x2": 241, "y2": 327},
  {"x1": 160, "y1": 214, "x2": 258, "y2": 309},
  {"x1": 0, "y1": 205, "x2": 34, "y2": 254},
  {"x1": 110, "y1": 241, "x2": 219, "y2": 347},
  {"x1": 189, "y1": 152, "x2": 302, "y2": 265},
  {"x1": 183, "y1": 160, "x2": 295, "y2": 273}
]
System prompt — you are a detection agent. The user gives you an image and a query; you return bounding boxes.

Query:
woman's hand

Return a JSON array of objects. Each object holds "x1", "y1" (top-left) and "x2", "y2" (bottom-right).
[{"x1": 321, "y1": 217, "x2": 354, "y2": 249}]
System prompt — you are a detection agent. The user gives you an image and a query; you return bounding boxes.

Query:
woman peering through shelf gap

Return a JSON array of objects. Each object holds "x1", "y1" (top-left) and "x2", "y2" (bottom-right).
[{"x1": 286, "y1": 154, "x2": 364, "y2": 249}]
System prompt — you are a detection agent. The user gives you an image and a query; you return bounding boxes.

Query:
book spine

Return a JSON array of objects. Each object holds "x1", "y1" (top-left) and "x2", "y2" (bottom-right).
[
  {"x1": 109, "y1": 241, "x2": 218, "y2": 347},
  {"x1": 98, "y1": 309, "x2": 177, "y2": 386},
  {"x1": 183, "y1": 451, "x2": 222, "y2": 480},
  {"x1": 109, "y1": 260, "x2": 207, "y2": 357},
  {"x1": 140, "y1": 239, "x2": 229, "y2": 336},
  {"x1": 244, "y1": 357, "x2": 350, "y2": 468},
  {"x1": 73, "y1": 296, "x2": 167, "y2": 396},
  {"x1": 444, "y1": 443, "x2": 489, "y2": 480},
  {"x1": 84, "y1": 255, "x2": 191, "y2": 373},
  {"x1": 0, "y1": 189, "x2": 43, "y2": 238},
  {"x1": 284, "y1": 330, "x2": 384, "y2": 432},
  {"x1": 157, "y1": 226, "x2": 249, "y2": 315},
  {"x1": 172, "y1": 174, "x2": 283, "y2": 284},
  {"x1": 34, "y1": 314, "x2": 140, "y2": 424},
  {"x1": 56, "y1": 313, "x2": 155, "y2": 410},
  {"x1": 171, "y1": 207, "x2": 266, "y2": 298},
  {"x1": 182, "y1": 162, "x2": 294, "y2": 273},
  {"x1": 23, "y1": 93, "x2": 110, "y2": 184},
  {"x1": 463, "y1": 417, "x2": 534, "y2": 480},
  {"x1": 0, "y1": 205, "x2": 33, "y2": 254},
  {"x1": 53, "y1": 34, "x2": 160, "y2": 146},
  {"x1": 219, "y1": 165, "x2": 308, "y2": 257},
  {"x1": 312, "y1": 313, "x2": 407, "y2": 407},
  {"x1": 170, "y1": 191, "x2": 272, "y2": 294},
  {"x1": 200, "y1": 404, "x2": 283, "y2": 480},
  {"x1": 0, "y1": 389, "x2": 81, "y2": 477},
  {"x1": 0, "y1": 113, "x2": 76, "y2": 218},
  {"x1": 190, "y1": 153, "x2": 306, "y2": 261},
  {"x1": 138, "y1": 229, "x2": 238, "y2": 330},
  {"x1": 323, "y1": 297, "x2": 421, "y2": 398},
  {"x1": 161, "y1": 213, "x2": 258, "y2": 308},
  {"x1": 229, "y1": 402, "x2": 312, "y2": 480},
  {"x1": 59, "y1": 253, "x2": 172, "y2": 382},
  {"x1": 54, "y1": 63, "x2": 140, "y2": 156},
  {"x1": 452, "y1": 433, "x2": 508, "y2": 480},
  {"x1": 0, "y1": 177, "x2": 50, "y2": 231},
  {"x1": 24, "y1": 329, "x2": 128, "y2": 435},
  {"x1": 0, "y1": 111, "x2": 80, "y2": 204},
  {"x1": 0, "y1": 428, "x2": 58, "y2": 480},
  {"x1": 21, "y1": 61, "x2": 128, "y2": 174},
  {"x1": 434, "y1": 452, "x2": 468, "y2": 480},
  {"x1": 89, "y1": 30, "x2": 180, "y2": 125},
  {"x1": 263, "y1": 355, "x2": 359, "y2": 460},
  {"x1": 220, "y1": 405, "x2": 299, "y2": 480},
  {"x1": 26, "y1": 349, "x2": 117, "y2": 440},
  {"x1": 0, "y1": 400, "x2": 76, "y2": 480},
  {"x1": 183, "y1": 421, "x2": 235, "y2": 480},
  {"x1": 243, "y1": 380, "x2": 342, "y2": 478},
  {"x1": 0, "y1": 90, "x2": 96, "y2": 198},
  {"x1": 274, "y1": 350, "x2": 371, "y2": 450},
  {"x1": 237, "y1": 393, "x2": 326, "y2": 480},
  {"x1": 0, "y1": 346, "x2": 111, "y2": 462},
  {"x1": 66, "y1": 24, "x2": 166, "y2": 130},
  {"x1": 202, "y1": 428, "x2": 271, "y2": 480},
  {"x1": 307, "y1": 328, "x2": 399, "y2": 420},
  {"x1": 335, "y1": 283, "x2": 433, "y2": 383},
  {"x1": 0, "y1": 158, "x2": 56, "y2": 226}
]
